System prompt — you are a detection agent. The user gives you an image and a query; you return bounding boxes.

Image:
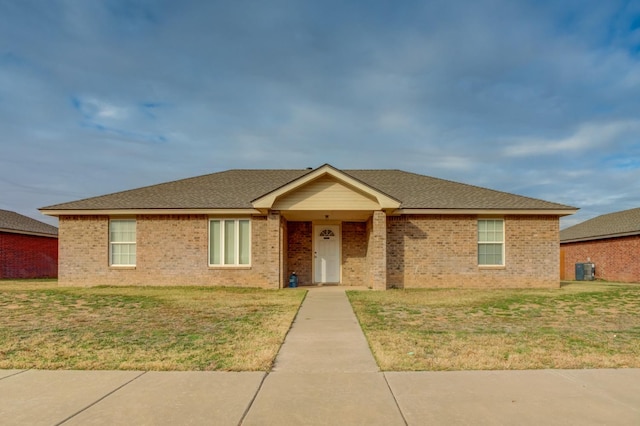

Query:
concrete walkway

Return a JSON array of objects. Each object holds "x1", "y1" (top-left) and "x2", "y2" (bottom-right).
[
  {"x1": 242, "y1": 286, "x2": 405, "y2": 425},
  {"x1": 1, "y1": 287, "x2": 639, "y2": 425}
]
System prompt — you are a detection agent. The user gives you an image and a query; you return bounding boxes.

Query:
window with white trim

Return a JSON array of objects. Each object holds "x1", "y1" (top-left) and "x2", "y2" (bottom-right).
[
  {"x1": 110, "y1": 219, "x2": 136, "y2": 266},
  {"x1": 209, "y1": 219, "x2": 251, "y2": 266},
  {"x1": 478, "y1": 219, "x2": 504, "y2": 266}
]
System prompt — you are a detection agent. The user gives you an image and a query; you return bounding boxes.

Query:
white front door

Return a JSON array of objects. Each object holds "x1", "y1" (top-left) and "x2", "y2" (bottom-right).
[{"x1": 314, "y1": 225, "x2": 340, "y2": 283}]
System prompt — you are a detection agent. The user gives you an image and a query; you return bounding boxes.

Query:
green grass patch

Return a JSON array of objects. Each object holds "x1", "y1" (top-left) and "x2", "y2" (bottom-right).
[
  {"x1": 0, "y1": 280, "x2": 305, "y2": 371},
  {"x1": 347, "y1": 282, "x2": 640, "y2": 371}
]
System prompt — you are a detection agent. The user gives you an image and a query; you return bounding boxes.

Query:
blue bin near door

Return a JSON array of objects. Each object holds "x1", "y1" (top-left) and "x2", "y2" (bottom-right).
[{"x1": 289, "y1": 272, "x2": 298, "y2": 288}]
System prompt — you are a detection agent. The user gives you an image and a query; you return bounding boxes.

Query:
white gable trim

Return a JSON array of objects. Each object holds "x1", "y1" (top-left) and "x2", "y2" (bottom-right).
[{"x1": 251, "y1": 164, "x2": 401, "y2": 211}]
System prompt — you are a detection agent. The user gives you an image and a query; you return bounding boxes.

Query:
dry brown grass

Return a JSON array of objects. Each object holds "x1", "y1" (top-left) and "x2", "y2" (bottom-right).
[
  {"x1": 348, "y1": 282, "x2": 640, "y2": 371},
  {"x1": 0, "y1": 280, "x2": 305, "y2": 371}
]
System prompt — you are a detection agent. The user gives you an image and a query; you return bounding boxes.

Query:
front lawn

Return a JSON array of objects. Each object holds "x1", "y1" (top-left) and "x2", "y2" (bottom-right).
[
  {"x1": 0, "y1": 281, "x2": 305, "y2": 371},
  {"x1": 348, "y1": 282, "x2": 640, "y2": 371}
]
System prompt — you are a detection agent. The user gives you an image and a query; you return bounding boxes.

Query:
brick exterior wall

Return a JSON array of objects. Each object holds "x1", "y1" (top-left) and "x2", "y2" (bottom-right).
[
  {"x1": 561, "y1": 235, "x2": 640, "y2": 283},
  {"x1": 286, "y1": 221, "x2": 367, "y2": 287},
  {"x1": 365, "y1": 217, "x2": 373, "y2": 287},
  {"x1": 58, "y1": 213, "x2": 561, "y2": 289},
  {"x1": 369, "y1": 211, "x2": 387, "y2": 290},
  {"x1": 0, "y1": 231, "x2": 58, "y2": 279},
  {"x1": 342, "y1": 222, "x2": 367, "y2": 286},
  {"x1": 387, "y1": 215, "x2": 560, "y2": 288},
  {"x1": 280, "y1": 215, "x2": 288, "y2": 288},
  {"x1": 267, "y1": 211, "x2": 283, "y2": 288},
  {"x1": 58, "y1": 215, "x2": 280, "y2": 288},
  {"x1": 286, "y1": 221, "x2": 312, "y2": 286}
]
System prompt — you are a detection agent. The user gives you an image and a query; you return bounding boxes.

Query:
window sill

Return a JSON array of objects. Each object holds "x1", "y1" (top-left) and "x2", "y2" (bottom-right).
[
  {"x1": 478, "y1": 265, "x2": 506, "y2": 270},
  {"x1": 109, "y1": 265, "x2": 136, "y2": 270},
  {"x1": 208, "y1": 265, "x2": 252, "y2": 270}
]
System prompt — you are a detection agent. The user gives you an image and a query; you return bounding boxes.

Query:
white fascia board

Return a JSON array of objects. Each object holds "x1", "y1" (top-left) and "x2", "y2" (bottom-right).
[
  {"x1": 40, "y1": 209, "x2": 262, "y2": 217},
  {"x1": 397, "y1": 209, "x2": 578, "y2": 216}
]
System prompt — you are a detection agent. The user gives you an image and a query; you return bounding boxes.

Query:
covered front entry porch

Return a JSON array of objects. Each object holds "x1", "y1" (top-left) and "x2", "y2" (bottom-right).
[
  {"x1": 251, "y1": 165, "x2": 399, "y2": 290},
  {"x1": 281, "y1": 210, "x2": 388, "y2": 289}
]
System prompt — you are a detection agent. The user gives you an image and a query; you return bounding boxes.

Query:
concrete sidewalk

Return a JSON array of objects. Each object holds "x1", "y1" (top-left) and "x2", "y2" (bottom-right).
[{"x1": 1, "y1": 287, "x2": 639, "y2": 425}]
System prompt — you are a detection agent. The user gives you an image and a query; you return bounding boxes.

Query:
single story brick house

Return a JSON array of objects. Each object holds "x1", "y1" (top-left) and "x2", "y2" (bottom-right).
[
  {"x1": 40, "y1": 164, "x2": 576, "y2": 289},
  {"x1": 0, "y1": 209, "x2": 58, "y2": 279},
  {"x1": 560, "y1": 207, "x2": 640, "y2": 283}
]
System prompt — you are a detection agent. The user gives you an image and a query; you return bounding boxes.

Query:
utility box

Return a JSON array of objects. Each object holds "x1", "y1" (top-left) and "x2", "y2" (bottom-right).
[{"x1": 575, "y1": 262, "x2": 595, "y2": 281}]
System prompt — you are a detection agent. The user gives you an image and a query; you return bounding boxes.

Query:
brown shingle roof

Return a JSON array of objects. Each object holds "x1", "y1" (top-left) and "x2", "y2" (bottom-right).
[
  {"x1": 560, "y1": 207, "x2": 640, "y2": 242},
  {"x1": 0, "y1": 210, "x2": 58, "y2": 236},
  {"x1": 41, "y1": 170, "x2": 309, "y2": 210},
  {"x1": 345, "y1": 170, "x2": 572, "y2": 210},
  {"x1": 40, "y1": 168, "x2": 575, "y2": 212}
]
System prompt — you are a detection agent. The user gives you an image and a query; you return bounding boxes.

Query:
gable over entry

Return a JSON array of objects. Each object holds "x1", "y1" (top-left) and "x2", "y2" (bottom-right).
[
  {"x1": 252, "y1": 164, "x2": 401, "y2": 221},
  {"x1": 253, "y1": 165, "x2": 399, "y2": 288}
]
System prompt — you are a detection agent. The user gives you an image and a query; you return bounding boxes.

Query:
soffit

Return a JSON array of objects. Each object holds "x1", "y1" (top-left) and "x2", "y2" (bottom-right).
[{"x1": 281, "y1": 210, "x2": 373, "y2": 221}]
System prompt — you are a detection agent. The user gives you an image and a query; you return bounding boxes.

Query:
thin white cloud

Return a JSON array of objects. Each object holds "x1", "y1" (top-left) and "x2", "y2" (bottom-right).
[
  {"x1": 73, "y1": 96, "x2": 128, "y2": 120},
  {"x1": 503, "y1": 120, "x2": 640, "y2": 157}
]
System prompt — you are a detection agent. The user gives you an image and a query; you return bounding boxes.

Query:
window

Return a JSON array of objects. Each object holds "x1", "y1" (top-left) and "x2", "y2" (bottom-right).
[
  {"x1": 319, "y1": 229, "x2": 335, "y2": 239},
  {"x1": 209, "y1": 219, "x2": 250, "y2": 266},
  {"x1": 110, "y1": 219, "x2": 136, "y2": 266},
  {"x1": 478, "y1": 219, "x2": 504, "y2": 266}
]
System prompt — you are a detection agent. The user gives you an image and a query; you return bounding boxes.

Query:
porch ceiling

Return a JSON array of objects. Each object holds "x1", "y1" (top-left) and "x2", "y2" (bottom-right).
[{"x1": 280, "y1": 210, "x2": 374, "y2": 222}]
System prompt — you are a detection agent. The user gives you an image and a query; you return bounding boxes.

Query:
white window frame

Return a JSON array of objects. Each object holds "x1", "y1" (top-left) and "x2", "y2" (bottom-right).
[
  {"x1": 209, "y1": 218, "x2": 251, "y2": 267},
  {"x1": 478, "y1": 218, "x2": 505, "y2": 266},
  {"x1": 109, "y1": 219, "x2": 136, "y2": 267}
]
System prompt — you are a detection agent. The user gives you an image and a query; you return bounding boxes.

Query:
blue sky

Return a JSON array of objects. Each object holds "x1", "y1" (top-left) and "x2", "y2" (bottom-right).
[{"x1": 1, "y1": 0, "x2": 639, "y2": 228}]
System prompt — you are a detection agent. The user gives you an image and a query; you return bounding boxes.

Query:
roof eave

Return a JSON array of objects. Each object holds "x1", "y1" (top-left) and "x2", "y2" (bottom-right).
[
  {"x1": 561, "y1": 230, "x2": 640, "y2": 244},
  {"x1": 397, "y1": 208, "x2": 578, "y2": 216},
  {"x1": 40, "y1": 208, "x2": 263, "y2": 217},
  {"x1": 0, "y1": 227, "x2": 58, "y2": 238}
]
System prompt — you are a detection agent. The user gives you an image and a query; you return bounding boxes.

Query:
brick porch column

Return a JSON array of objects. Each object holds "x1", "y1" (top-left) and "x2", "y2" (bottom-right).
[
  {"x1": 370, "y1": 210, "x2": 387, "y2": 290},
  {"x1": 267, "y1": 210, "x2": 282, "y2": 289}
]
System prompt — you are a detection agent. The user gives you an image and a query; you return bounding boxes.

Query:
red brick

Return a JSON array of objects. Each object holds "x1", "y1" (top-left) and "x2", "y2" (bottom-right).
[
  {"x1": 561, "y1": 236, "x2": 640, "y2": 283},
  {"x1": 0, "y1": 231, "x2": 58, "y2": 278}
]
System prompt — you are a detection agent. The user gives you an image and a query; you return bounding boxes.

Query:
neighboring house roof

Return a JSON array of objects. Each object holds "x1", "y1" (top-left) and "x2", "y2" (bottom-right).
[
  {"x1": 40, "y1": 165, "x2": 576, "y2": 214},
  {"x1": 560, "y1": 207, "x2": 640, "y2": 243},
  {"x1": 0, "y1": 209, "x2": 58, "y2": 237}
]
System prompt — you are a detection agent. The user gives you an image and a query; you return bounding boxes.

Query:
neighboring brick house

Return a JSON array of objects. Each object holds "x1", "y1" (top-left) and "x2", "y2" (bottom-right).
[
  {"x1": 0, "y1": 209, "x2": 58, "y2": 279},
  {"x1": 560, "y1": 207, "x2": 640, "y2": 283},
  {"x1": 40, "y1": 164, "x2": 576, "y2": 289}
]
